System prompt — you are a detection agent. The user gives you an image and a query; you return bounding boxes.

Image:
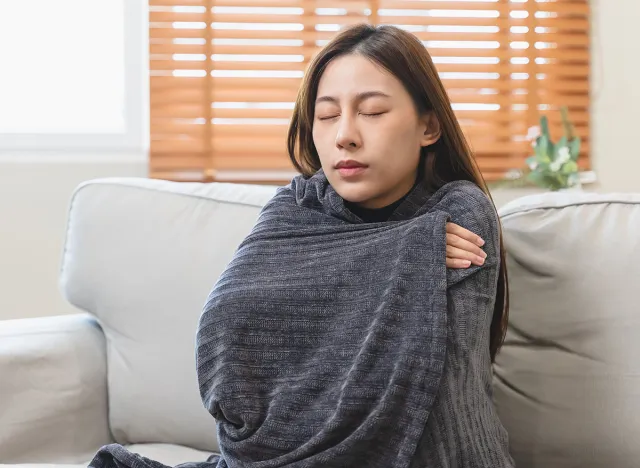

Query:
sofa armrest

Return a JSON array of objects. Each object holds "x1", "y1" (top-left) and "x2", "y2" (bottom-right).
[{"x1": 0, "y1": 313, "x2": 113, "y2": 463}]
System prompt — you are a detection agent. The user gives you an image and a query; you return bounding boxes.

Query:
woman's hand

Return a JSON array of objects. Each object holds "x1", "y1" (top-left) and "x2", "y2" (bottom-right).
[{"x1": 446, "y1": 222, "x2": 487, "y2": 268}]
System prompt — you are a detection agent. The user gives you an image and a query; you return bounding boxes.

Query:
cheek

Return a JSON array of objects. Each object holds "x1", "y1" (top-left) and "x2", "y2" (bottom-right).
[
  {"x1": 393, "y1": 118, "x2": 423, "y2": 142},
  {"x1": 312, "y1": 126, "x2": 332, "y2": 160},
  {"x1": 376, "y1": 120, "x2": 422, "y2": 154},
  {"x1": 402, "y1": 121, "x2": 426, "y2": 153},
  {"x1": 311, "y1": 125, "x2": 321, "y2": 145}
]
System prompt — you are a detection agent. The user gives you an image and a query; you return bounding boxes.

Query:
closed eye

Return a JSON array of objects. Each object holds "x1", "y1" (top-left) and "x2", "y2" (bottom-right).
[{"x1": 317, "y1": 111, "x2": 386, "y2": 121}]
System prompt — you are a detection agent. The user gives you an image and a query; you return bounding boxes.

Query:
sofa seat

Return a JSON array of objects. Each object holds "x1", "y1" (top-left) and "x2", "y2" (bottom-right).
[{"x1": 0, "y1": 444, "x2": 216, "y2": 468}]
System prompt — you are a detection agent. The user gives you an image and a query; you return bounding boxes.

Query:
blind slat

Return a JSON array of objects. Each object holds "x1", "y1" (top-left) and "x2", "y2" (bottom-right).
[
  {"x1": 149, "y1": 119, "x2": 591, "y2": 138},
  {"x1": 149, "y1": 59, "x2": 589, "y2": 76},
  {"x1": 149, "y1": 0, "x2": 207, "y2": 5},
  {"x1": 150, "y1": 146, "x2": 590, "y2": 170}
]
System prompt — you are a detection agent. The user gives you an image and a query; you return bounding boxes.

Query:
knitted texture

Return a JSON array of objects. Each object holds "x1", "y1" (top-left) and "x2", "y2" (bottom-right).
[{"x1": 88, "y1": 170, "x2": 513, "y2": 468}]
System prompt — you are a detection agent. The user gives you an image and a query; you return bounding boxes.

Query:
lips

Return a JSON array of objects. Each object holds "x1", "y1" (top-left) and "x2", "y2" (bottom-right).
[
  {"x1": 335, "y1": 160, "x2": 368, "y2": 178},
  {"x1": 335, "y1": 160, "x2": 367, "y2": 169}
]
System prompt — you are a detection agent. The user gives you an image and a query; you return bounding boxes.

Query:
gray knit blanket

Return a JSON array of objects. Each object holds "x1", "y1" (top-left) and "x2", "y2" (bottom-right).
[{"x1": 89, "y1": 170, "x2": 513, "y2": 468}]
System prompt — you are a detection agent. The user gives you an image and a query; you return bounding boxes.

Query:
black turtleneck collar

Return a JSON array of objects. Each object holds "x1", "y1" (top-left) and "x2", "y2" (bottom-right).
[
  {"x1": 293, "y1": 169, "x2": 429, "y2": 224},
  {"x1": 344, "y1": 181, "x2": 417, "y2": 223}
]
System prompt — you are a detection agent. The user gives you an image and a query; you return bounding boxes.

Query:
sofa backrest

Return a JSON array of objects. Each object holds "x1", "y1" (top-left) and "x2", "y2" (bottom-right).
[
  {"x1": 60, "y1": 178, "x2": 277, "y2": 452},
  {"x1": 495, "y1": 190, "x2": 640, "y2": 467}
]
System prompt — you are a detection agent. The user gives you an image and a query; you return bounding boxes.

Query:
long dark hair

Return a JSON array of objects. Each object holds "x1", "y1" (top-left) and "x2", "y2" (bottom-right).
[{"x1": 287, "y1": 24, "x2": 509, "y2": 362}]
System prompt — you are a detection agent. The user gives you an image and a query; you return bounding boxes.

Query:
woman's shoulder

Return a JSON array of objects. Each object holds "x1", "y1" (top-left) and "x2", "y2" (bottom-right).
[
  {"x1": 435, "y1": 181, "x2": 501, "y2": 286},
  {"x1": 431, "y1": 180, "x2": 496, "y2": 219},
  {"x1": 427, "y1": 180, "x2": 500, "y2": 251},
  {"x1": 437, "y1": 179, "x2": 488, "y2": 200}
]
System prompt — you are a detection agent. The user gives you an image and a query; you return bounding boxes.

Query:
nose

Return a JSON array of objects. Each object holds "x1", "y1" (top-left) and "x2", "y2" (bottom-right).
[{"x1": 335, "y1": 115, "x2": 362, "y2": 150}]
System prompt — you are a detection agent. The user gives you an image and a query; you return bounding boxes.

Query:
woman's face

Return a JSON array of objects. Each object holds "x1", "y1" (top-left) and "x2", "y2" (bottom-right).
[{"x1": 312, "y1": 54, "x2": 440, "y2": 209}]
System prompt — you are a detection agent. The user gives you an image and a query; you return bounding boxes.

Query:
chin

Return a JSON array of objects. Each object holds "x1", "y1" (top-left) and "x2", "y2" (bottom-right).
[{"x1": 330, "y1": 179, "x2": 374, "y2": 205}]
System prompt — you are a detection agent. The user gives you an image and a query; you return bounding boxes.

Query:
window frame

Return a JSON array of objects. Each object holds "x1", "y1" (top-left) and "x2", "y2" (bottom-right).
[{"x1": 0, "y1": 0, "x2": 148, "y2": 155}]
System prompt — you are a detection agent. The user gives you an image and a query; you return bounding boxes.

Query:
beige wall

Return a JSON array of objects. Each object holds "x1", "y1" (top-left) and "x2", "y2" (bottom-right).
[
  {"x1": 0, "y1": 0, "x2": 638, "y2": 321},
  {"x1": 0, "y1": 159, "x2": 146, "y2": 320},
  {"x1": 589, "y1": 0, "x2": 640, "y2": 193}
]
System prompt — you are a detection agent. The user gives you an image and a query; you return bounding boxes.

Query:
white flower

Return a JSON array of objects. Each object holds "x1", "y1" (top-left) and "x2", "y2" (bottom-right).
[
  {"x1": 526, "y1": 126, "x2": 541, "y2": 141},
  {"x1": 550, "y1": 160, "x2": 561, "y2": 172},
  {"x1": 505, "y1": 169, "x2": 523, "y2": 180},
  {"x1": 527, "y1": 160, "x2": 538, "y2": 170},
  {"x1": 557, "y1": 146, "x2": 571, "y2": 164}
]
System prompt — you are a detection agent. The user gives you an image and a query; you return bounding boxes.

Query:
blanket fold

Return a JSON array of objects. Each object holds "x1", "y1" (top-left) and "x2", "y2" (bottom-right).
[{"x1": 89, "y1": 170, "x2": 509, "y2": 468}]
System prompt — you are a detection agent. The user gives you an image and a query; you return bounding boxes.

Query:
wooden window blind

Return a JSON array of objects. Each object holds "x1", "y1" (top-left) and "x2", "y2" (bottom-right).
[{"x1": 149, "y1": 0, "x2": 590, "y2": 183}]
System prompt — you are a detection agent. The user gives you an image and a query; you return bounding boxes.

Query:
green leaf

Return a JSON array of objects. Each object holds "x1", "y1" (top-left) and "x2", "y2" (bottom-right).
[
  {"x1": 540, "y1": 115, "x2": 550, "y2": 139},
  {"x1": 525, "y1": 156, "x2": 538, "y2": 169},
  {"x1": 535, "y1": 135, "x2": 550, "y2": 159},
  {"x1": 551, "y1": 173, "x2": 566, "y2": 190},
  {"x1": 555, "y1": 137, "x2": 568, "y2": 158},
  {"x1": 547, "y1": 140, "x2": 555, "y2": 160},
  {"x1": 569, "y1": 137, "x2": 581, "y2": 161},
  {"x1": 561, "y1": 160, "x2": 578, "y2": 175},
  {"x1": 560, "y1": 106, "x2": 575, "y2": 140},
  {"x1": 526, "y1": 170, "x2": 548, "y2": 189}
]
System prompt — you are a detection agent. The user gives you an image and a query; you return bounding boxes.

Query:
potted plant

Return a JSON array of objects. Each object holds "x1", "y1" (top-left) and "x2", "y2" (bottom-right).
[
  {"x1": 491, "y1": 107, "x2": 583, "y2": 191},
  {"x1": 524, "y1": 107, "x2": 582, "y2": 191}
]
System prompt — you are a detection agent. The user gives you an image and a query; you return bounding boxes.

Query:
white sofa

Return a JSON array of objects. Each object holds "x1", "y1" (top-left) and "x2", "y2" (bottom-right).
[{"x1": 1, "y1": 177, "x2": 639, "y2": 468}]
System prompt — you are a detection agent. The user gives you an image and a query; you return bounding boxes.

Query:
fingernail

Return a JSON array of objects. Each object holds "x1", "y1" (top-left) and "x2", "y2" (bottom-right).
[
  {"x1": 478, "y1": 238, "x2": 485, "y2": 246},
  {"x1": 463, "y1": 260, "x2": 471, "y2": 267},
  {"x1": 481, "y1": 251, "x2": 487, "y2": 259},
  {"x1": 477, "y1": 256, "x2": 485, "y2": 265}
]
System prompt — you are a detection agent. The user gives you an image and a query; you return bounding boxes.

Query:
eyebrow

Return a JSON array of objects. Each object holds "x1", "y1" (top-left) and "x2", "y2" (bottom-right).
[{"x1": 315, "y1": 91, "x2": 391, "y2": 105}]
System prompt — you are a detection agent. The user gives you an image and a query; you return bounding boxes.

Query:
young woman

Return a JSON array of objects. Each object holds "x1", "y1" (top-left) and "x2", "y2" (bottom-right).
[
  {"x1": 89, "y1": 23, "x2": 513, "y2": 468},
  {"x1": 288, "y1": 23, "x2": 509, "y2": 363}
]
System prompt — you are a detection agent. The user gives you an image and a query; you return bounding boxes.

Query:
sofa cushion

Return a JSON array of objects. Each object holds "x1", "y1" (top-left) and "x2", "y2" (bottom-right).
[
  {"x1": 59, "y1": 178, "x2": 278, "y2": 453},
  {"x1": 494, "y1": 191, "x2": 640, "y2": 468}
]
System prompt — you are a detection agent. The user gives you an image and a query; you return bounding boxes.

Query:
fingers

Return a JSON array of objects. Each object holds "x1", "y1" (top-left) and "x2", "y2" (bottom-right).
[
  {"x1": 446, "y1": 222, "x2": 484, "y2": 247},
  {"x1": 445, "y1": 223, "x2": 488, "y2": 269},
  {"x1": 446, "y1": 245, "x2": 486, "y2": 266},
  {"x1": 446, "y1": 233, "x2": 487, "y2": 262},
  {"x1": 446, "y1": 257, "x2": 471, "y2": 269}
]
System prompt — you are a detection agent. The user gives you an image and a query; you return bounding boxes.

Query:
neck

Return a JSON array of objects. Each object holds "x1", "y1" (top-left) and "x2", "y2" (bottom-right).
[
  {"x1": 355, "y1": 172, "x2": 420, "y2": 210},
  {"x1": 344, "y1": 175, "x2": 422, "y2": 223}
]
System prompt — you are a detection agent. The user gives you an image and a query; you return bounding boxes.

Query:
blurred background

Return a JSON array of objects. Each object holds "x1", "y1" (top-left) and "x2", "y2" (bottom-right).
[{"x1": 0, "y1": 0, "x2": 634, "y2": 320}]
